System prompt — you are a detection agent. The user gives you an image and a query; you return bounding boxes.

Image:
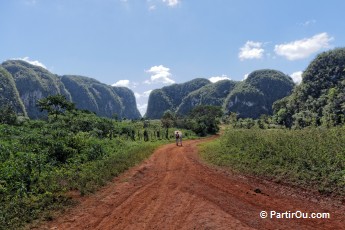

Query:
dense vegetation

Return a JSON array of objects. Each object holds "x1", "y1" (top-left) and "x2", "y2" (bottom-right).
[
  {"x1": 177, "y1": 80, "x2": 238, "y2": 115},
  {"x1": 200, "y1": 48, "x2": 345, "y2": 199},
  {"x1": 0, "y1": 60, "x2": 141, "y2": 119},
  {"x1": 146, "y1": 78, "x2": 211, "y2": 118},
  {"x1": 0, "y1": 67, "x2": 26, "y2": 116},
  {"x1": 274, "y1": 48, "x2": 345, "y2": 128},
  {"x1": 200, "y1": 127, "x2": 345, "y2": 197},
  {"x1": 160, "y1": 105, "x2": 223, "y2": 137},
  {"x1": 146, "y1": 70, "x2": 294, "y2": 119},
  {"x1": 1, "y1": 47, "x2": 345, "y2": 229},
  {"x1": 224, "y1": 69, "x2": 294, "y2": 119},
  {"x1": 0, "y1": 97, "x2": 194, "y2": 229}
]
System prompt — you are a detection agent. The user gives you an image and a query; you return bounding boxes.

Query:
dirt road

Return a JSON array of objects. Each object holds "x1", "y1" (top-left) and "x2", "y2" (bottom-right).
[{"x1": 40, "y1": 138, "x2": 344, "y2": 230}]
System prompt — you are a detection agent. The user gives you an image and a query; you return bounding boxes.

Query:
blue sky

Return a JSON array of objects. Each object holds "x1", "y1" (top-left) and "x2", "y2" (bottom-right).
[{"x1": 1, "y1": 0, "x2": 345, "y2": 115}]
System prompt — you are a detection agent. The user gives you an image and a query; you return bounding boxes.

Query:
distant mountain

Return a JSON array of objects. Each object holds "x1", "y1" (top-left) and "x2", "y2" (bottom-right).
[
  {"x1": 177, "y1": 80, "x2": 238, "y2": 115},
  {"x1": 224, "y1": 69, "x2": 295, "y2": 119},
  {"x1": 145, "y1": 78, "x2": 211, "y2": 119},
  {"x1": 273, "y1": 48, "x2": 345, "y2": 127},
  {"x1": 0, "y1": 67, "x2": 27, "y2": 116},
  {"x1": 0, "y1": 60, "x2": 141, "y2": 119},
  {"x1": 146, "y1": 70, "x2": 294, "y2": 119}
]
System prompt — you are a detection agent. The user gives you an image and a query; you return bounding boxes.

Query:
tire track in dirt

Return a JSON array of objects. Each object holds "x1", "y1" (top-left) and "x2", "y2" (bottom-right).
[{"x1": 39, "y1": 137, "x2": 344, "y2": 230}]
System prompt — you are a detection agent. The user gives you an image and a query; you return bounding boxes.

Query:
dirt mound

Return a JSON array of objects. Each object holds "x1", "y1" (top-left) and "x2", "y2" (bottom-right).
[{"x1": 39, "y1": 138, "x2": 344, "y2": 229}]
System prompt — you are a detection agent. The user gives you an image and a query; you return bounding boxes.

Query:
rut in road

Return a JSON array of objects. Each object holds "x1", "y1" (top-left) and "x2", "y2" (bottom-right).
[{"x1": 41, "y1": 138, "x2": 344, "y2": 230}]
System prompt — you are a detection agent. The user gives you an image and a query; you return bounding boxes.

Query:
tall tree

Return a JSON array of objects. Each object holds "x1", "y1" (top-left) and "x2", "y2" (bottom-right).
[
  {"x1": 37, "y1": 94, "x2": 75, "y2": 119},
  {"x1": 188, "y1": 105, "x2": 223, "y2": 136},
  {"x1": 161, "y1": 110, "x2": 175, "y2": 139}
]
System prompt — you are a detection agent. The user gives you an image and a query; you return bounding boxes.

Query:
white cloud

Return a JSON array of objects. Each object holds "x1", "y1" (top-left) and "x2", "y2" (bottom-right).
[
  {"x1": 243, "y1": 73, "x2": 249, "y2": 81},
  {"x1": 145, "y1": 65, "x2": 175, "y2": 84},
  {"x1": 163, "y1": 0, "x2": 179, "y2": 7},
  {"x1": 143, "y1": 90, "x2": 152, "y2": 97},
  {"x1": 134, "y1": 90, "x2": 152, "y2": 99},
  {"x1": 137, "y1": 103, "x2": 148, "y2": 116},
  {"x1": 299, "y1": 19, "x2": 316, "y2": 27},
  {"x1": 112, "y1": 79, "x2": 130, "y2": 87},
  {"x1": 134, "y1": 92, "x2": 141, "y2": 99},
  {"x1": 209, "y1": 75, "x2": 231, "y2": 83},
  {"x1": 290, "y1": 71, "x2": 303, "y2": 84},
  {"x1": 274, "y1": 33, "x2": 333, "y2": 60},
  {"x1": 149, "y1": 5, "x2": 156, "y2": 10},
  {"x1": 238, "y1": 41, "x2": 264, "y2": 61},
  {"x1": 12, "y1": 57, "x2": 47, "y2": 69}
]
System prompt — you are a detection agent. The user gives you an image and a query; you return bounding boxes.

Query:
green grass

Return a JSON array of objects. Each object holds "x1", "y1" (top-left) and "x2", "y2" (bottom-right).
[
  {"x1": 0, "y1": 137, "x2": 165, "y2": 230},
  {"x1": 199, "y1": 127, "x2": 345, "y2": 197},
  {"x1": 0, "y1": 116, "x2": 196, "y2": 230}
]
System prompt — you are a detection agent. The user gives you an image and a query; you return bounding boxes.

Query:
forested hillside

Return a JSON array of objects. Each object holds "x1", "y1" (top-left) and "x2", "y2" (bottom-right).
[
  {"x1": 0, "y1": 60, "x2": 141, "y2": 119},
  {"x1": 145, "y1": 78, "x2": 211, "y2": 119},
  {"x1": 146, "y1": 69, "x2": 294, "y2": 119},
  {"x1": 273, "y1": 48, "x2": 345, "y2": 128},
  {"x1": 0, "y1": 67, "x2": 27, "y2": 116},
  {"x1": 224, "y1": 69, "x2": 295, "y2": 119},
  {"x1": 177, "y1": 80, "x2": 238, "y2": 115}
]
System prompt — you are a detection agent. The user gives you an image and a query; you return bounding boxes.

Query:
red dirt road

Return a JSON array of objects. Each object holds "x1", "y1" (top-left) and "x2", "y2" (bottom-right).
[{"x1": 40, "y1": 138, "x2": 344, "y2": 230}]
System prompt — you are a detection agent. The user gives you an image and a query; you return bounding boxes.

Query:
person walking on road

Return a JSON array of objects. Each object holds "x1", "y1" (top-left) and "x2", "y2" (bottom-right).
[{"x1": 175, "y1": 131, "x2": 180, "y2": 146}]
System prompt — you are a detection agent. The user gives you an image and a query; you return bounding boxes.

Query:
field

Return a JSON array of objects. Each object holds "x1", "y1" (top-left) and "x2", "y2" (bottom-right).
[
  {"x1": 0, "y1": 112, "x2": 195, "y2": 229},
  {"x1": 199, "y1": 127, "x2": 345, "y2": 197}
]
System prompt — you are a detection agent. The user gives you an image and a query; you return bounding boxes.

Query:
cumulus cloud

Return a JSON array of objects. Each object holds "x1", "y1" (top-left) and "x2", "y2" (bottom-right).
[
  {"x1": 209, "y1": 75, "x2": 231, "y2": 83},
  {"x1": 12, "y1": 57, "x2": 47, "y2": 69},
  {"x1": 243, "y1": 73, "x2": 249, "y2": 81},
  {"x1": 290, "y1": 71, "x2": 303, "y2": 84},
  {"x1": 134, "y1": 92, "x2": 141, "y2": 99},
  {"x1": 145, "y1": 65, "x2": 175, "y2": 84},
  {"x1": 137, "y1": 103, "x2": 148, "y2": 116},
  {"x1": 134, "y1": 90, "x2": 152, "y2": 99},
  {"x1": 274, "y1": 33, "x2": 333, "y2": 60},
  {"x1": 112, "y1": 79, "x2": 130, "y2": 87},
  {"x1": 143, "y1": 90, "x2": 152, "y2": 97},
  {"x1": 163, "y1": 0, "x2": 179, "y2": 7},
  {"x1": 238, "y1": 41, "x2": 264, "y2": 61}
]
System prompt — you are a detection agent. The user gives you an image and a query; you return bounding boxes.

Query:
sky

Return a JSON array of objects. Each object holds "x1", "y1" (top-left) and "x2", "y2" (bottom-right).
[{"x1": 1, "y1": 0, "x2": 345, "y2": 115}]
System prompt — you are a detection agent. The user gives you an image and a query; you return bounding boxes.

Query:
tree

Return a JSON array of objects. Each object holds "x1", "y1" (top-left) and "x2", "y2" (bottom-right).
[
  {"x1": 228, "y1": 112, "x2": 238, "y2": 127},
  {"x1": 188, "y1": 105, "x2": 223, "y2": 136},
  {"x1": 37, "y1": 95, "x2": 75, "y2": 119},
  {"x1": 0, "y1": 104, "x2": 17, "y2": 125},
  {"x1": 161, "y1": 110, "x2": 175, "y2": 139}
]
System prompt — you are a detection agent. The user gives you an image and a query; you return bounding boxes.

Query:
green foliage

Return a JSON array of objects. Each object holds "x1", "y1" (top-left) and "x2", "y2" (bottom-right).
[
  {"x1": 0, "y1": 110, "x2": 196, "y2": 229},
  {"x1": 0, "y1": 67, "x2": 27, "y2": 116},
  {"x1": 188, "y1": 105, "x2": 223, "y2": 136},
  {"x1": 200, "y1": 127, "x2": 345, "y2": 196},
  {"x1": 161, "y1": 110, "x2": 176, "y2": 139},
  {"x1": 273, "y1": 48, "x2": 345, "y2": 128},
  {"x1": 224, "y1": 69, "x2": 294, "y2": 119},
  {"x1": 146, "y1": 70, "x2": 294, "y2": 120},
  {"x1": 177, "y1": 80, "x2": 238, "y2": 115},
  {"x1": 0, "y1": 60, "x2": 141, "y2": 120},
  {"x1": 0, "y1": 104, "x2": 17, "y2": 125},
  {"x1": 37, "y1": 94, "x2": 75, "y2": 119},
  {"x1": 146, "y1": 78, "x2": 211, "y2": 119}
]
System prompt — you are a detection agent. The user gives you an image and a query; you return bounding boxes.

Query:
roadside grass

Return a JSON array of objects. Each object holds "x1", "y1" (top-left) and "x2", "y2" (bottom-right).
[
  {"x1": 0, "y1": 139, "x2": 165, "y2": 230},
  {"x1": 199, "y1": 127, "x2": 345, "y2": 197},
  {"x1": 0, "y1": 119, "x2": 195, "y2": 230}
]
